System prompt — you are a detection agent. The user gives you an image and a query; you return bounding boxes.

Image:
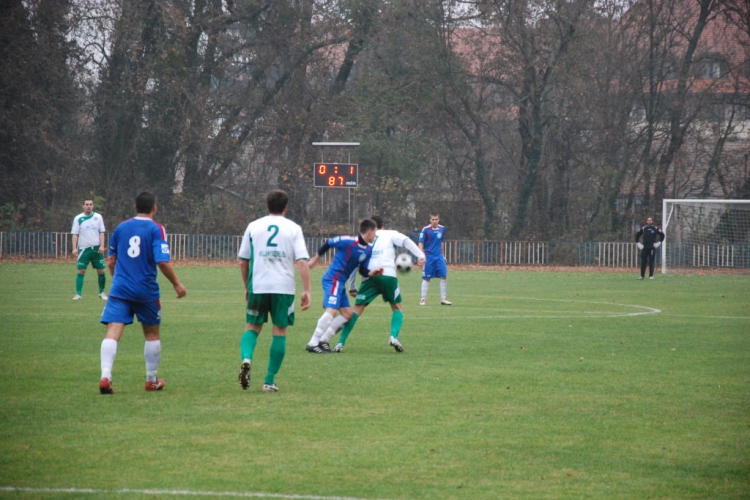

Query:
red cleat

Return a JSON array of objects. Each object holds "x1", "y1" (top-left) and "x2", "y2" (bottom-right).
[
  {"x1": 145, "y1": 379, "x2": 166, "y2": 391},
  {"x1": 99, "y1": 378, "x2": 114, "y2": 395}
]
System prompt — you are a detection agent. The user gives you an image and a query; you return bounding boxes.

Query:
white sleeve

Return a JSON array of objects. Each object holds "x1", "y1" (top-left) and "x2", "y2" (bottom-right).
[
  {"x1": 71, "y1": 217, "x2": 80, "y2": 235},
  {"x1": 98, "y1": 214, "x2": 106, "y2": 232},
  {"x1": 347, "y1": 269, "x2": 357, "y2": 290},
  {"x1": 293, "y1": 226, "x2": 310, "y2": 260},
  {"x1": 403, "y1": 238, "x2": 425, "y2": 259},
  {"x1": 238, "y1": 225, "x2": 252, "y2": 260}
]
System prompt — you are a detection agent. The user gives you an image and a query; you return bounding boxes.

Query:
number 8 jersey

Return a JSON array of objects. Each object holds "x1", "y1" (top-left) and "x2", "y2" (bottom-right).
[{"x1": 108, "y1": 216, "x2": 171, "y2": 302}]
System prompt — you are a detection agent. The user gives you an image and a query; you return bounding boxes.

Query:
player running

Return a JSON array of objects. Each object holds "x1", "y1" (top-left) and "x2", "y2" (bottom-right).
[
  {"x1": 327, "y1": 215, "x2": 425, "y2": 353},
  {"x1": 305, "y1": 218, "x2": 383, "y2": 353}
]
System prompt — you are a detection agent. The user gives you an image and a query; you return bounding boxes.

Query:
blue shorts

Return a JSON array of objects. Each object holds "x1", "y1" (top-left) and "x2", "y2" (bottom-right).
[
  {"x1": 100, "y1": 295, "x2": 162, "y2": 325},
  {"x1": 422, "y1": 256, "x2": 448, "y2": 280},
  {"x1": 321, "y1": 277, "x2": 351, "y2": 310}
]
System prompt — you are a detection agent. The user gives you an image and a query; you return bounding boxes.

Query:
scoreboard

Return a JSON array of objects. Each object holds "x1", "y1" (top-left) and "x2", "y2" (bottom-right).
[{"x1": 314, "y1": 163, "x2": 358, "y2": 188}]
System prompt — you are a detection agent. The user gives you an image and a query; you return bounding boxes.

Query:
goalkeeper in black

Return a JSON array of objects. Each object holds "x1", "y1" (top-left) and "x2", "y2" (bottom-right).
[{"x1": 635, "y1": 217, "x2": 665, "y2": 280}]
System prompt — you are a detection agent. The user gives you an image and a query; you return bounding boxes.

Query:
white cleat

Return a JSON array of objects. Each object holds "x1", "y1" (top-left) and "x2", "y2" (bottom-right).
[
  {"x1": 419, "y1": 298, "x2": 426, "y2": 306},
  {"x1": 389, "y1": 337, "x2": 404, "y2": 353},
  {"x1": 99, "y1": 292, "x2": 108, "y2": 300},
  {"x1": 262, "y1": 383, "x2": 279, "y2": 392},
  {"x1": 72, "y1": 294, "x2": 82, "y2": 301},
  {"x1": 440, "y1": 299, "x2": 452, "y2": 305}
]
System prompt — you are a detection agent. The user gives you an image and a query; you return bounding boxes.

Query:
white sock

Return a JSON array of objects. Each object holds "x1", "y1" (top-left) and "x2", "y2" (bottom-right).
[
  {"x1": 421, "y1": 280, "x2": 429, "y2": 299},
  {"x1": 321, "y1": 315, "x2": 349, "y2": 343},
  {"x1": 440, "y1": 280, "x2": 447, "y2": 300},
  {"x1": 100, "y1": 338, "x2": 118, "y2": 380},
  {"x1": 144, "y1": 340, "x2": 161, "y2": 382},
  {"x1": 309, "y1": 312, "x2": 334, "y2": 345}
]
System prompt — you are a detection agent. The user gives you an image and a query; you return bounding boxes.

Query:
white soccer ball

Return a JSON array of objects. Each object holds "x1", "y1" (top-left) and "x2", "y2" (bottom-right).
[{"x1": 396, "y1": 253, "x2": 412, "y2": 273}]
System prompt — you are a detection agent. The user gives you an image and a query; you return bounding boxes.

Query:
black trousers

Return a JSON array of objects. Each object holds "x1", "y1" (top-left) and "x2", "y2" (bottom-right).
[{"x1": 640, "y1": 247, "x2": 655, "y2": 277}]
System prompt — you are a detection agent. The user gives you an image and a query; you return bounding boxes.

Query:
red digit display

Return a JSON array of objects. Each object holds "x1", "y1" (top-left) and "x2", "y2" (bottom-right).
[{"x1": 314, "y1": 163, "x2": 358, "y2": 188}]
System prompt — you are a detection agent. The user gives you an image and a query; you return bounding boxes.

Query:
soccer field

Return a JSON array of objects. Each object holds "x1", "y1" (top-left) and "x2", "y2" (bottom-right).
[{"x1": 0, "y1": 262, "x2": 748, "y2": 500}]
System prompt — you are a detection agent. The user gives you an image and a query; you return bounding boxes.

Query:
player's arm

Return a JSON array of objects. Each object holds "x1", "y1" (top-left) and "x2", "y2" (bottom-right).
[
  {"x1": 157, "y1": 261, "x2": 186, "y2": 298},
  {"x1": 635, "y1": 228, "x2": 643, "y2": 243},
  {"x1": 347, "y1": 269, "x2": 358, "y2": 297},
  {"x1": 107, "y1": 255, "x2": 116, "y2": 276},
  {"x1": 71, "y1": 234, "x2": 79, "y2": 255},
  {"x1": 402, "y1": 238, "x2": 426, "y2": 267},
  {"x1": 99, "y1": 232, "x2": 106, "y2": 253},
  {"x1": 296, "y1": 259, "x2": 311, "y2": 311},
  {"x1": 238, "y1": 257, "x2": 250, "y2": 300},
  {"x1": 308, "y1": 240, "x2": 332, "y2": 267}
]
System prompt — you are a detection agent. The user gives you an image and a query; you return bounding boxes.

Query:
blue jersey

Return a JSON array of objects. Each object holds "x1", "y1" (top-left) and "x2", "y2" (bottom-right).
[
  {"x1": 322, "y1": 236, "x2": 373, "y2": 283},
  {"x1": 420, "y1": 224, "x2": 446, "y2": 261},
  {"x1": 108, "y1": 217, "x2": 171, "y2": 302}
]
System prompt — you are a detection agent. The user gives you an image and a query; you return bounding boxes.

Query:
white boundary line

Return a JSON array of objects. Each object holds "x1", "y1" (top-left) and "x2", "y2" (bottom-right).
[{"x1": 0, "y1": 486, "x2": 388, "y2": 500}]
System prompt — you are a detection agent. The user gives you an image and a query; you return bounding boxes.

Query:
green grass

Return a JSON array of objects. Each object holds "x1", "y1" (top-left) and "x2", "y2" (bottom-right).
[{"x1": 0, "y1": 262, "x2": 748, "y2": 499}]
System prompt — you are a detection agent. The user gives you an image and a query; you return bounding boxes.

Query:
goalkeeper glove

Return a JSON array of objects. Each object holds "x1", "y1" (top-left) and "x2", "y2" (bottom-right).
[
  {"x1": 654, "y1": 241, "x2": 661, "y2": 249},
  {"x1": 637, "y1": 242, "x2": 644, "y2": 250}
]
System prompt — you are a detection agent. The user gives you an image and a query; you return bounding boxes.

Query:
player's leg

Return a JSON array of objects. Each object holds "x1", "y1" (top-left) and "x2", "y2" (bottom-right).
[
  {"x1": 263, "y1": 294, "x2": 295, "y2": 391},
  {"x1": 420, "y1": 260, "x2": 435, "y2": 304},
  {"x1": 98, "y1": 296, "x2": 134, "y2": 394},
  {"x1": 239, "y1": 291, "x2": 268, "y2": 389},
  {"x1": 639, "y1": 248, "x2": 647, "y2": 279},
  {"x1": 93, "y1": 249, "x2": 107, "y2": 299},
  {"x1": 388, "y1": 303, "x2": 405, "y2": 353},
  {"x1": 135, "y1": 300, "x2": 165, "y2": 391},
  {"x1": 335, "y1": 304, "x2": 366, "y2": 351},
  {"x1": 648, "y1": 249, "x2": 655, "y2": 278},
  {"x1": 307, "y1": 278, "x2": 338, "y2": 349}
]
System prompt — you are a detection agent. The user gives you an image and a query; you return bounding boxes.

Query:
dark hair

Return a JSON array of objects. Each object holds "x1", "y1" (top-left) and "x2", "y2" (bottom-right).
[
  {"x1": 267, "y1": 190, "x2": 289, "y2": 214},
  {"x1": 359, "y1": 218, "x2": 377, "y2": 234},
  {"x1": 370, "y1": 214, "x2": 384, "y2": 229},
  {"x1": 430, "y1": 212, "x2": 440, "y2": 218},
  {"x1": 136, "y1": 192, "x2": 156, "y2": 214}
]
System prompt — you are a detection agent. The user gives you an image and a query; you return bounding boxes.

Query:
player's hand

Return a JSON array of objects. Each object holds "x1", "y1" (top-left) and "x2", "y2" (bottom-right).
[
  {"x1": 308, "y1": 255, "x2": 319, "y2": 267},
  {"x1": 416, "y1": 257, "x2": 426, "y2": 268},
  {"x1": 98, "y1": 247, "x2": 106, "y2": 254},
  {"x1": 636, "y1": 242, "x2": 644, "y2": 250},
  {"x1": 349, "y1": 289, "x2": 357, "y2": 297},
  {"x1": 300, "y1": 291, "x2": 311, "y2": 311},
  {"x1": 174, "y1": 283, "x2": 187, "y2": 298},
  {"x1": 654, "y1": 242, "x2": 661, "y2": 249}
]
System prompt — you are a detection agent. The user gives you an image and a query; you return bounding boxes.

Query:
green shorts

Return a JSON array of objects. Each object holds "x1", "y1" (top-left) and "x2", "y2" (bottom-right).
[
  {"x1": 246, "y1": 291, "x2": 296, "y2": 328},
  {"x1": 77, "y1": 246, "x2": 106, "y2": 270},
  {"x1": 354, "y1": 275, "x2": 402, "y2": 306}
]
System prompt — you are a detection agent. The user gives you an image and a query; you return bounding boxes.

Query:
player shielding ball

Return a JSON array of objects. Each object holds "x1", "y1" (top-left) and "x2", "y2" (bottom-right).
[
  {"x1": 98, "y1": 192, "x2": 186, "y2": 394},
  {"x1": 236, "y1": 190, "x2": 311, "y2": 392},
  {"x1": 305, "y1": 219, "x2": 383, "y2": 353},
  {"x1": 330, "y1": 215, "x2": 425, "y2": 353}
]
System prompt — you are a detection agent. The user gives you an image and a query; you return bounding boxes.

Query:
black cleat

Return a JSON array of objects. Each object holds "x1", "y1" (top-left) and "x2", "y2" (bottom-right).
[
  {"x1": 306, "y1": 344, "x2": 329, "y2": 354},
  {"x1": 238, "y1": 360, "x2": 251, "y2": 390}
]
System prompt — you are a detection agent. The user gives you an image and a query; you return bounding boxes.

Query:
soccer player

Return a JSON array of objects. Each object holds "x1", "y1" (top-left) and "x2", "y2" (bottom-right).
[
  {"x1": 237, "y1": 190, "x2": 312, "y2": 393},
  {"x1": 305, "y1": 218, "x2": 383, "y2": 353},
  {"x1": 418, "y1": 212, "x2": 451, "y2": 305},
  {"x1": 71, "y1": 199, "x2": 108, "y2": 300},
  {"x1": 635, "y1": 216, "x2": 665, "y2": 280},
  {"x1": 98, "y1": 192, "x2": 186, "y2": 395},
  {"x1": 328, "y1": 215, "x2": 425, "y2": 353}
]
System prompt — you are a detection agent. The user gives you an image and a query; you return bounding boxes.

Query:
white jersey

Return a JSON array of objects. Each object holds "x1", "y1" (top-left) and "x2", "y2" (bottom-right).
[
  {"x1": 238, "y1": 214, "x2": 309, "y2": 295},
  {"x1": 367, "y1": 229, "x2": 425, "y2": 278},
  {"x1": 71, "y1": 212, "x2": 106, "y2": 250}
]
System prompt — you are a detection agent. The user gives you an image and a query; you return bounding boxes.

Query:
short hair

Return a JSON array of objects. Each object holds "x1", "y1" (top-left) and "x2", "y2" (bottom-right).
[
  {"x1": 83, "y1": 199, "x2": 94, "y2": 205},
  {"x1": 430, "y1": 212, "x2": 440, "y2": 218},
  {"x1": 266, "y1": 190, "x2": 289, "y2": 214},
  {"x1": 370, "y1": 214, "x2": 384, "y2": 229},
  {"x1": 359, "y1": 218, "x2": 377, "y2": 234},
  {"x1": 136, "y1": 192, "x2": 156, "y2": 214}
]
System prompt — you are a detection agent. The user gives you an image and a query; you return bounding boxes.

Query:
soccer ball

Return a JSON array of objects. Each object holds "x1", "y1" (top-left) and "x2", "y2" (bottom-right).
[{"x1": 396, "y1": 253, "x2": 413, "y2": 273}]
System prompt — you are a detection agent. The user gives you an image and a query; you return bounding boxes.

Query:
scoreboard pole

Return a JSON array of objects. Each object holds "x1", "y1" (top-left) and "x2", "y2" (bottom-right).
[{"x1": 312, "y1": 142, "x2": 360, "y2": 233}]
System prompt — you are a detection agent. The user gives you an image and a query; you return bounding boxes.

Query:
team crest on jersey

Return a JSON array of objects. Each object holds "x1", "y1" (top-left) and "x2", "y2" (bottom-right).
[
  {"x1": 161, "y1": 243, "x2": 170, "y2": 254},
  {"x1": 358, "y1": 253, "x2": 367, "y2": 262},
  {"x1": 437, "y1": 232, "x2": 443, "y2": 240},
  {"x1": 327, "y1": 296, "x2": 337, "y2": 305}
]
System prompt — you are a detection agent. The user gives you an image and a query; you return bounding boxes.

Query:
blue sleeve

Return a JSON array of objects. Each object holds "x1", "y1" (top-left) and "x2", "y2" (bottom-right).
[
  {"x1": 152, "y1": 227, "x2": 170, "y2": 263},
  {"x1": 317, "y1": 240, "x2": 331, "y2": 256}
]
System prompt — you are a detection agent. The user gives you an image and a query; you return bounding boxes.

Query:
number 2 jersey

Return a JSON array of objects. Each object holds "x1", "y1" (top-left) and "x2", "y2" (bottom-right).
[{"x1": 108, "y1": 216, "x2": 171, "y2": 302}]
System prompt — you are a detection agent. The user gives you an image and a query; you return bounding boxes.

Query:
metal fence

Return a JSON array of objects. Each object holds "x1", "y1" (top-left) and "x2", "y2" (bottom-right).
[{"x1": 2, "y1": 231, "x2": 749, "y2": 268}]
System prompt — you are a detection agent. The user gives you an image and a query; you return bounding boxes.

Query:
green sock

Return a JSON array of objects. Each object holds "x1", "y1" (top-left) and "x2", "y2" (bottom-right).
[
  {"x1": 75, "y1": 274, "x2": 84, "y2": 295},
  {"x1": 265, "y1": 336, "x2": 286, "y2": 385},
  {"x1": 338, "y1": 312, "x2": 359, "y2": 346},
  {"x1": 240, "y1": 330, "x2": 259, "y2": 361},
  {"x1": 391, "y1": 310, "x2": 403, "y2": 338},
  {"x1": 98, "y1": 274, "x2": 106, "y2": 293}
]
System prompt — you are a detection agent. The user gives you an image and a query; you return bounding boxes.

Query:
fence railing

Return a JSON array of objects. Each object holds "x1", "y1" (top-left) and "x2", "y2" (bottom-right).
[{"x1": 1, "y1": 232, "x2": 749, "y2": 268}]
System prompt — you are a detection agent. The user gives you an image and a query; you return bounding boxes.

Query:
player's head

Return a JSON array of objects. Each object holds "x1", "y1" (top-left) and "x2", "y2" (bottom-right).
[
  {"x1": 267, "y1": 190, "x2": 289, "y2": 215},
  {"x1": 135, "y1": 192, "x2": 156, "y2": 215},
  {"x1": 646, "y1": 217, "x2": 654, "y2": 225},
  {"x1": 370, "y1": 214, "x2": 385, "y2": 229},
  {"x1": 430, "y1": 212, "x2": 440, "y2": 228},
  {"x1": 359, "y1": 218, "x2": 377, "y2": 243},
  {"x1": 82, "y1": 199, "x2": 94, "y2": 214}
]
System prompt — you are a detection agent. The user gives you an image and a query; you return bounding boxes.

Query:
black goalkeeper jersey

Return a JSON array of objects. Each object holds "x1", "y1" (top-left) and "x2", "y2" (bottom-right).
[{"x1": 636, "y1": 224, "x2": 665, "y2": 248}]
